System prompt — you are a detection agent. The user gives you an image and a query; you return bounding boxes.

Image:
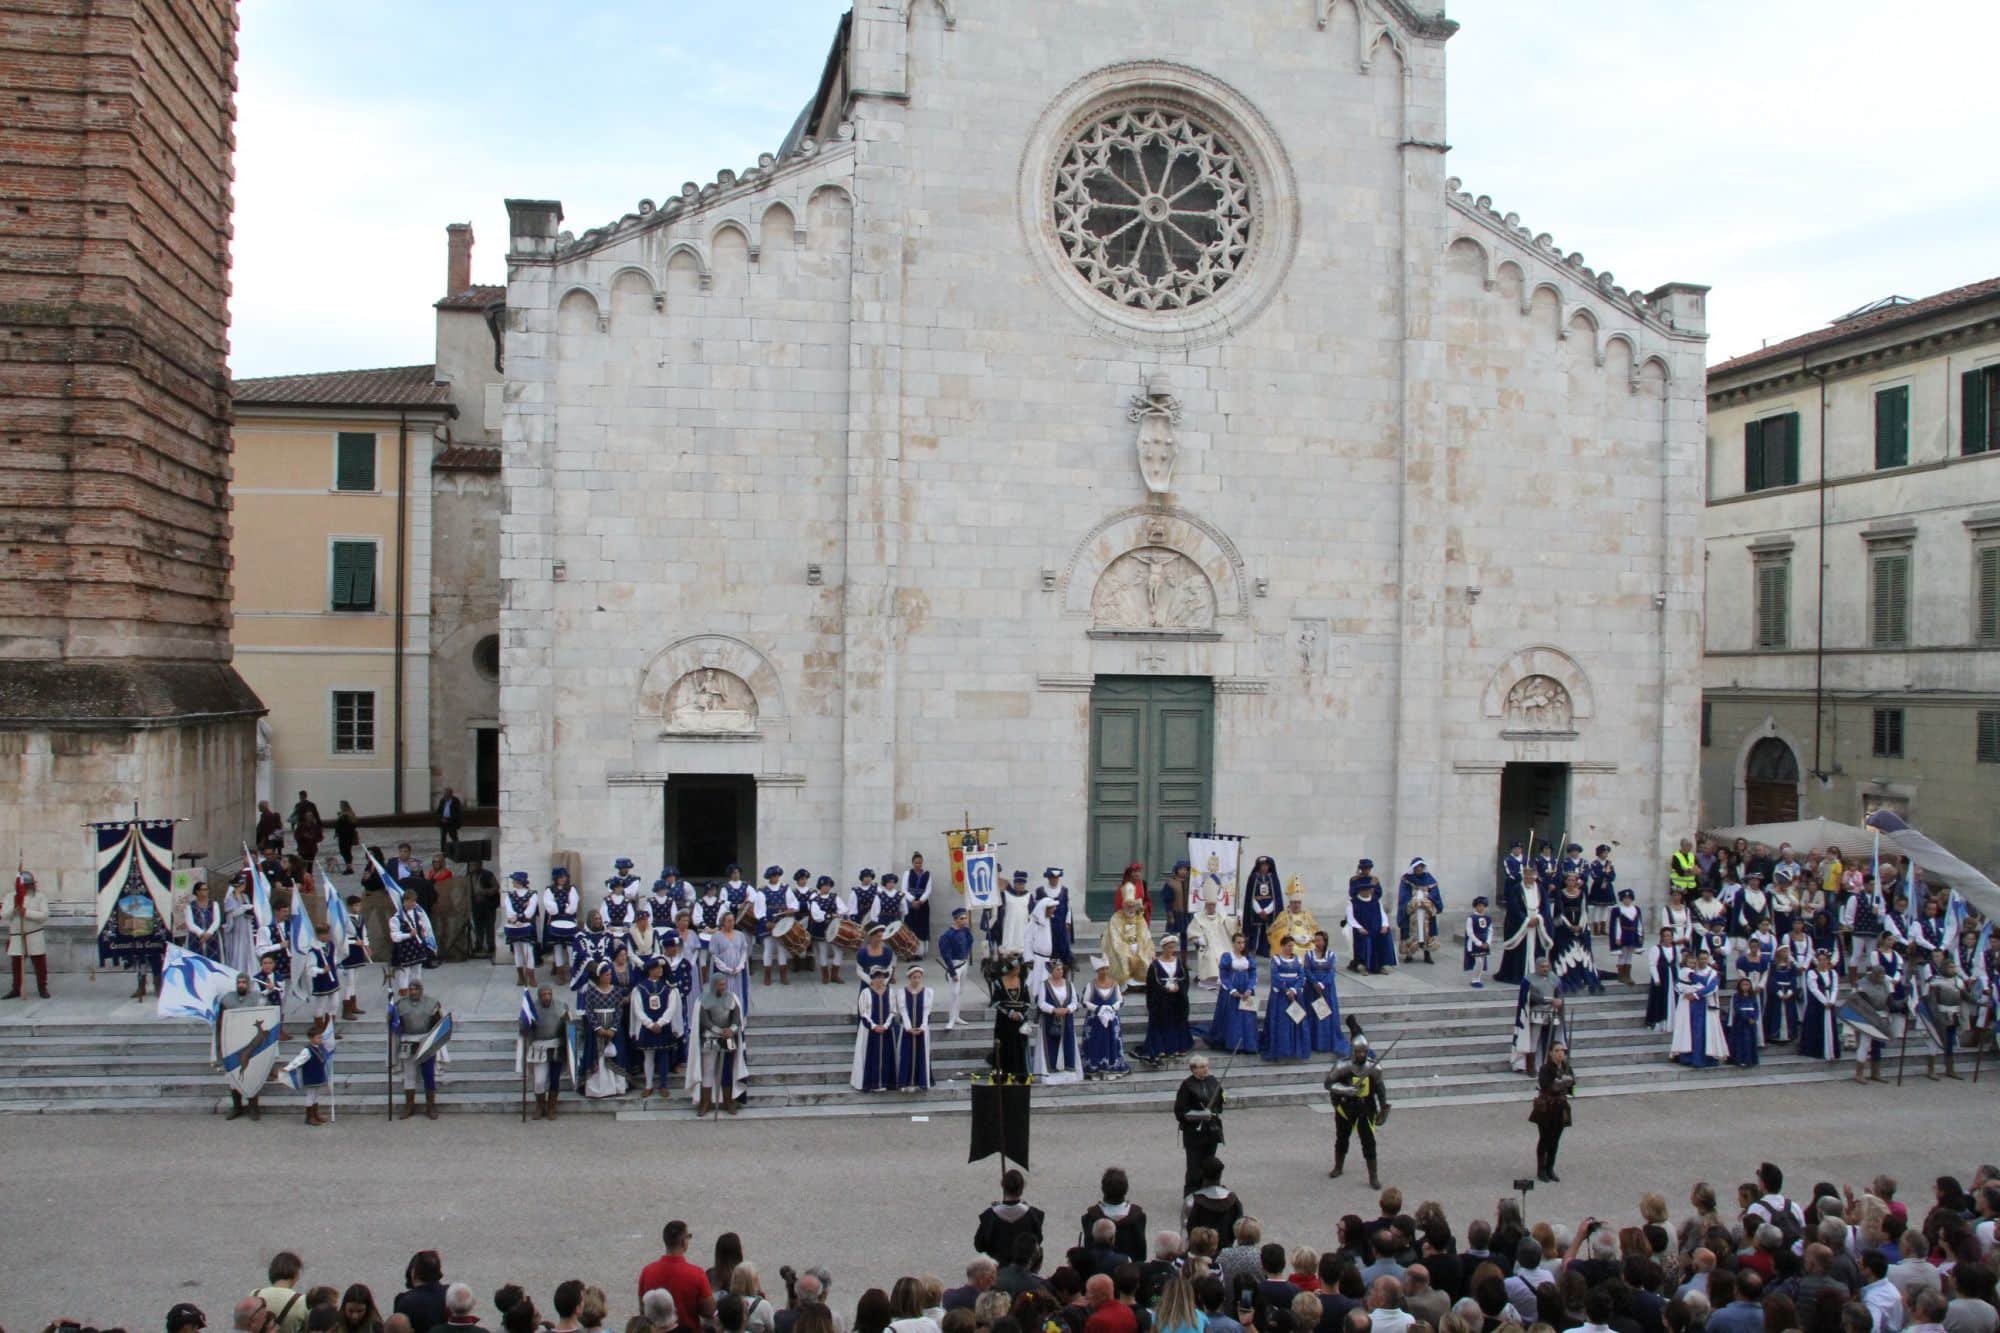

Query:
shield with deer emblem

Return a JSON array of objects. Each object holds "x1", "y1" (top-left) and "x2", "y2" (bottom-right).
[{"x1": 218, "y1": 1004, "x2": 283, "y2": 1096}]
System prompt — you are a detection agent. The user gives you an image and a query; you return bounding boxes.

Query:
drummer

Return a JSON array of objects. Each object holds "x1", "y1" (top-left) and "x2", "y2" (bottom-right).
[
  {"x1": 873, "y1": 872, "x2": 909, "y2": 935},
  {"x1": 752, "y1": 864, "x2": 798, "y2": 988},
  {"x1": 855, "y1": 923, "x2": 896, "y2": 990},
  {"x1": 807, "y1": 874, "x2": 844, "y2": 985},
  {"x1": 848, "y1": 867, "x2": 880, "y2": 928},
  {"x1": 690, "y1": 880, "x2": 730, "y2": 979}
]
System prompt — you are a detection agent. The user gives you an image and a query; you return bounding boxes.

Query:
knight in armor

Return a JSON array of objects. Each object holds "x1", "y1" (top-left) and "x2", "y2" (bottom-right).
[
  {"x1": 216, "y1": 971, "x2": 264, "y2": 1120},
  {"x1": 691, "y1": 971, "x2": 748, "y2": 1116},
  {"x1": 1324, "y1": 1017, "x2": 1390, "y2": 1188},
  {"x1": 1927, "y1": 953, "x2": 1973, "y2": 1080},
  {"x1": 392, "y1": 979, "x2": 445, "y2": 1121},
  {"x1": 541, "y1": 867, "x2": 580, "y2": 983},
  {"x1": 523, "y1": 983, "x2": 569, "y2": 1120},
  {"x1": 502, "y1": 871, "x2": 541, "y2": 987},
  {"x1": 1512, "y1": 954, "x2": 1568, "y2": 1078},
  {"x1": 6, "y1": 870, "x2": 52, "y2": 1000},
  {"x1": 1847, "y1": 964, "x2": 1896, "y2": 1085}
]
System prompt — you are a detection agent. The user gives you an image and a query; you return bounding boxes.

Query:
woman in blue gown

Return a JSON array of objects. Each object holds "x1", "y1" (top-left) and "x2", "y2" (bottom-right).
[
  {"x1": 1304, "y1": 931, "x2": 1349, "y2": 1056},
  {"x1": 895, "y1": 966, "x2": 933, "y2": 1090},
  {"x1": 1548, "y1": 879, "x2": 1603, "y2": 995},
  {"x1": 853, "y1": 925, "x2": 895, "y2": 994},
  {"x1": 1799, "y1": 951, "x2": 1840, "y2": 1060},
  {"x1": 1081, "y1": 961, "x2": 1130, "y2": 1078},
  {"x1": 1036, "y1": 960, "x2": 1082, "y2": 1084},
  {"x1": 851, "y1": 969, "x2": 900, "y2": 1092},
  {"x1": 1764, "y1": 952, "x2": 1799, "y2": 1043},
  {"x1": 1260, "y1": 938, "x2": 1314, "y2": 1061},
  {"x1": 1724, "y1": 977, "x2": 1763, "y2": 1067},
  {"x1": 1346, "y1": 884, "x2": 1395, "y2": 975},
  {"x1": 1140, "y1": 938, "x2": 1194, "y2": 1061},
  {"x1": 1205, "y1": 935, "x2": 1260, "y2": 1053},
  {"x1": 1670, "y1": 949, "x2": 1724, "y2": 1068}
]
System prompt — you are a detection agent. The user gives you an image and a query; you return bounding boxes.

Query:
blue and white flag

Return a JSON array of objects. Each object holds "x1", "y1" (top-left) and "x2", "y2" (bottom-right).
[
  {"x1": 282, "y1": 1030, "x2": 336, "y2": 1089},
  {"x1": 286, "y1": 903, "x2": 319, "y2": 957},
  {"x1": 325, "y1": 888, "x2": 356, "y2": 956},
  {"x1": 518, "y1": 987, "x2": 538, "y2": 1036},
  {"x1": 365, "y1": 845, "x2": 403, "y2": 914},
  {"x1": 963, "y1": 848, "x2": 999, "y2": 909},
  {"x1": 243, "y1": 843, "x2": 274, "y2": 929},
  {"x1": 156, "y1": 943, "x2": 241, "y2": 1023}
]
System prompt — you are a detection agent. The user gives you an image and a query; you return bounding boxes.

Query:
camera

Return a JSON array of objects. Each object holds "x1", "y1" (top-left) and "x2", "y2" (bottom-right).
[{"x1": 1512, "y1": 1178, "x2": 1536, "y2": 1193}]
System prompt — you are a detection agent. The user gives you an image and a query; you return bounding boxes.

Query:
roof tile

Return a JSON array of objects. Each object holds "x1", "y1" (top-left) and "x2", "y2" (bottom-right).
[
  {"x1": 232, "y1": 363, "x2": 456, "y2": 413},
  {"x1": 1711, "y1": 275, "x2": 2000, "y2": 378},
  {"x1": 436, "y1": 284, "x2": 507, "y2": 311}
]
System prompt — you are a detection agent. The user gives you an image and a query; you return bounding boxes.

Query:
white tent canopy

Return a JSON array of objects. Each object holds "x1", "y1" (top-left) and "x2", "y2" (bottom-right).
[{"x1": 1704, "y1": 816, "x2": 2000, "y2": 923}]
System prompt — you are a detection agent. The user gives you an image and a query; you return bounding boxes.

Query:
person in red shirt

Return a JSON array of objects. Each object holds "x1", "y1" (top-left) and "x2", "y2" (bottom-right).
[
  {"x1": 638, "y1": 1220, "x2": 715, "y2": 1333},
  {"x1": 1082, "y1": 1275, "x2": 1138, "y2": 1333}
]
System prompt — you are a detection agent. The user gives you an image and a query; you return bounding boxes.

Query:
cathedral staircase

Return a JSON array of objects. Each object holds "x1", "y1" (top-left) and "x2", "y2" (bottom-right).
[{"x1": 0, "y1": 981, "x2": 1852, "y2": 1120}]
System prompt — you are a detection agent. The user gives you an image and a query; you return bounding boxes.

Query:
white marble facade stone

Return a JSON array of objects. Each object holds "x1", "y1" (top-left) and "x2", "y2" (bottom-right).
[{"x1": 500, "y1": 0, "x2": 1707, "y2": 914}]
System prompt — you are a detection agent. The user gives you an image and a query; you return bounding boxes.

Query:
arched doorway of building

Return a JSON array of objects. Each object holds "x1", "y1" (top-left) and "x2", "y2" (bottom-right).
[{"x1": 1743, "y1": 737, "x2": 1801, "y2": 824}]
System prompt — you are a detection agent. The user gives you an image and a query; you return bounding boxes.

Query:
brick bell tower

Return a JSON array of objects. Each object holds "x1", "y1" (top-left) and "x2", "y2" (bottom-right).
[{"x1": 0, "y1": 0, "x2": 261, "y2": 935}]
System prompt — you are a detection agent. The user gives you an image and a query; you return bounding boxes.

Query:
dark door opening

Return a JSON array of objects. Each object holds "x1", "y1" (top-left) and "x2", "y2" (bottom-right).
[
  {"x1": 474, "y1": 728, "x2": 500, "y2": 808},
  {"x1": 1497, "y1": 761, "x2": 1570, "y2": 889},
  {"x1": 1086, "y1": 676, "x2": 1213, "y2": 920},
  {"x1": 663, "y1": 775, "x2": 756, "y2": 882},
  {"x1": 1744, "y1": 737, "x2": 1801, "y2": 824}
]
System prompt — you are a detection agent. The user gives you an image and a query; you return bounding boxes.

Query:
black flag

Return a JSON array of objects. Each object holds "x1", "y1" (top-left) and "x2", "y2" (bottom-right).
[{"x1": 968, "y1": 1079, "x2": 1031, "y2": 1170}]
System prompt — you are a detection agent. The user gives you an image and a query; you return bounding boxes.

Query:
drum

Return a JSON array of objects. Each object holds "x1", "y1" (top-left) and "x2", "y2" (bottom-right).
[
  {"x1": 735, "y1": 905, "x2": 760, "y2": 933},
  {"x1": 832, "y1": 919, "x2": 865, "y2": 953},
  {"x1": 779, "y1": 919, "x2": 811, "y2": 957},
  {"x1": 888, "y1": 925, "x2": 922, "y2": 960}
]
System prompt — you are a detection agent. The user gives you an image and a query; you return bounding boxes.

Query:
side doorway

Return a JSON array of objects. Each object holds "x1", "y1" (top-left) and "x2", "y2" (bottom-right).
[{"x1": 1086, "y1": 676, "x2": 1213, "y2": 920}]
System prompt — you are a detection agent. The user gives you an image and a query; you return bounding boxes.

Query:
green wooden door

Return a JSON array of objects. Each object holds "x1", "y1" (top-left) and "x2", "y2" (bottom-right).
[{"x1": 1087, "y1": 677, "x2": 1213, "y2": 918}]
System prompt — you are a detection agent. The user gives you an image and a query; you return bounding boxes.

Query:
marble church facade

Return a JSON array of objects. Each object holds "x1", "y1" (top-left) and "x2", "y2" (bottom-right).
[{"x1": 498, "y1": 0, "x2": 1708, "y2": 914}]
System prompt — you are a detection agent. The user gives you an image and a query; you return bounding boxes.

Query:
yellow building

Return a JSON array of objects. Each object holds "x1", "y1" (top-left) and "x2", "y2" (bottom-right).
[{"x1": 230, "y1": 366, "x2": 455, "y2": 817}]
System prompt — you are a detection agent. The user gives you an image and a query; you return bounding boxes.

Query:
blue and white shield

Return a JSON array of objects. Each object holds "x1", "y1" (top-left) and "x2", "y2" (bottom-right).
[
  {"x1": 218, "y1": 1004, "x2": 282, "y2": 1096},
  {"x1": 964, "y1": 851, "x2": 999, "y2": 909}
]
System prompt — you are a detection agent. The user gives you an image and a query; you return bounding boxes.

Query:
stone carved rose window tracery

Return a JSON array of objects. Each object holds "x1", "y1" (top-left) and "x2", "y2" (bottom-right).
[{"x1": 1053, "y1": 104, "x2": 1254, "y2": 313}]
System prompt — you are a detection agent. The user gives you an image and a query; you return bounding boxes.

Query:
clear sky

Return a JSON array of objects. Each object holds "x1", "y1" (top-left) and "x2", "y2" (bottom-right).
[{"x1": 230, "y1": 0, "x2": 2000, "y2": 380}]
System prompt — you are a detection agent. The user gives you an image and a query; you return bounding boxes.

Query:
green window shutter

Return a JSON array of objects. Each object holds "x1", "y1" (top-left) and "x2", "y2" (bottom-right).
[
  {"x1": 1781, "y1": 412, "x2": 1801, "y2": 485},
  {"x1": 331, "y1": 542, "x2": 377, "y2": 610},
  {"x1": 335, "y1": 432, "x2": 377, "y2": 490},
  {"x1": 1979, "y1": 711, "x2": 2000, "y2": 764},
  {"x1": 331, "y1": 544, "x2": 355, "y2": 607},
  {"x1": 1966, "y1": 369, "x2": 1990, "y2": 455},
  {"x1": 1978, "y1": 546, "x2": 2000, "y2": 645},
  {"x1": 1875, "y1": 387, "x2": 1908, "y2": 469},
  {"x1": 1744, "y1": 421, "x2": 1764, "y2": 492},
  {"x1": 351, "y1": 543, "x2": 376, "y2": 609},
  {"x1": 1872, "y1": 552, "x2": 1909, "y2": 646},
  {"x1": 1755, "y1": 562, "x2": 1788, "y2": 649}
]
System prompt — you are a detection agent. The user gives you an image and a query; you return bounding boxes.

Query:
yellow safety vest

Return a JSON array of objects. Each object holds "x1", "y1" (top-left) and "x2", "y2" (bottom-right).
[{"x1": 1669, "y1": 851, "x2": 1697, "y2": 892}]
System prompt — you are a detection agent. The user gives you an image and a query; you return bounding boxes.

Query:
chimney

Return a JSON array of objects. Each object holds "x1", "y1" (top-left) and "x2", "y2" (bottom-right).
[{"x1": 445, "y1": 222, "x2": 473, "y2": 297}]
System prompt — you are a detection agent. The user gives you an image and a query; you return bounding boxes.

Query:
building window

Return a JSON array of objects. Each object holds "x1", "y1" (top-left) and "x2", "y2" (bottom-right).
[
  {"x1": 330, "y1": 540, "x2": 378, "y2": 612},
  {"x1": 1871, "y1": 708, "x2": 1904, "y2": 758},
  {"x1": 473, "y1": 633, "x2": 500, "y2": 681},
  {"x1": 1874, "y1": 386, "x2": 1909, "y2": 469},
  {"x1": 1979, "y1": 711, "x2": 2000, "y2": 764},
  {"x1": 1978, "y1": 545, "x2": 2000, "y2": 646},
  {"x1": 1754, "y1": 558, "x2": 1789, "y2": 649},
  {"x1": 1744, "y1": 412, "x2": 1800, "y2": 492},
  {"x1": 1869, "y1": 549, "x2": 1910, "y2": 647},
  {"x1": 332, "y1": 691, "x2": 376, "y2": 754},
  {"x1": 1964, "y1": 366, "x2": 1999, "y2": 456},
  {"x1": 334, "y1": 432, "x2": 378, "y2": 491}
]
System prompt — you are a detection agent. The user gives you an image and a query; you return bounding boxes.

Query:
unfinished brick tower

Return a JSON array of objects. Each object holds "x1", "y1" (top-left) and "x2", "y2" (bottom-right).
[{"x1": 0, "y1": 0, "x2": 260, "y2": 940}]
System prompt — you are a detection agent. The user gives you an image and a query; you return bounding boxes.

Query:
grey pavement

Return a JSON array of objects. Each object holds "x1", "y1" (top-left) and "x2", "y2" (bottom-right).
[{"x1": 4, "y1": 1073, "x2": 1996, "y2": 1331}]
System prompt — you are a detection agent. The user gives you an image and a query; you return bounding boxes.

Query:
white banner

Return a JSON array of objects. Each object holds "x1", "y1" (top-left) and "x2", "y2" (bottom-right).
[
  {"x1": 1188, "y1": 835, "x2": 1243, "y2": 916},
  {"x1": 963, "y1": 847, "x2": 999, "y2": 909}
]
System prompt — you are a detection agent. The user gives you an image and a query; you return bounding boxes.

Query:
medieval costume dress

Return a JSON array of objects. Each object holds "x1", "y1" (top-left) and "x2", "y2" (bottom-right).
[
  {"x1": 851, "y1": 980, "x2": 900, "y2": 1092},
  {"x1": 709, "y1": 922, "x2": 752, "y2": 1016},
  {"x1": 1498, "y1": 869, "x2": 1551, "y2": 986},
  {"x1": 578, "y1": 966, "x2": 630, "y2": 1099},
  {"x1": 222, "y1": 879, "x2": 258, "y2": 976},
  {"x1": 990, "y1": 974, "x2": 1034, "y2": 1079},
  {"x1": 1396, "y1": 861, "x2": 1444, "y2": 962},
  {"x1": 1548, "y1": 887, "x2": 1603, "y2": 995},
  {"x1": 1035, "y1": 974, "x2": 1082, "y2": 1085},
  {"x1": 1799, "y1": 958, "x2": 1841, "y2": 1060},
  {"x1": 1104, "y1": 870, "x2": 1156, "y2": 989},
  {"x1": 1670, "y1": 963, "x2": 1725, "y2": 1068},
  {"x1": 1644, "y1": 939, "x2": 1681, "y2": 1031},
  {"x1": 1188, "y1": 894, "x2": 1236, "y2": 988},
  {"x1": 1725, "y1": 983, "x2": 1763, "y2": 1067},
  {"x1": 184, "y1": 895, "x2": 223, "y2": 962},
  {"x1": 1045, "y1": 877, "x2": 1076, "y2": 968},
  {"x1": 1141, "y1": 949, "x2": 1194, "y2": 1061},
  {"x1": 1766, "y1": 954, "x2": 1802, "y2": 1042},
  {"x1": 1242, "y1": 858, "x2": 1282, "y2": 958},
  {"x1": 905, "y1": 861, "x2": 933, "y2": 946},
  {"x1": 1205, "y1": 951, "x2": 1260, "y2": 1053},
  {"x1": 1304, "y1": 943, "x2": 1349, "y2": 1056},
  {"x1": 1260, "y1": 949, "x2": 1314, "y2": 1062},
  {"x1": 629, "y1": 963, "x2": 682, "y2": 1095},
  {"x1": 1081, "y1": 976, "x2": 1130, "y2": 1078},
  {"x1": 896, "y1": 973, "x2": 934, "y2": 1089},
  {"x1": 1346, "y1": 884, "x2": 1395, "y2": 975}
]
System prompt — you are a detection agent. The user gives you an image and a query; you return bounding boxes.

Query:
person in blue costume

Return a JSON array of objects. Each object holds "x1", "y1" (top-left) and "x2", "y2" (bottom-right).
[
  {"x1": 1035, "y1": 959, "x2": 1082, "y2": 1085},
  {"x1": 1532, "y1": 842, "x2": 1559, "y2": 901},
  {"x1": 1081, "y1": 959, "x2": 1130, "y2": 1079},
  {"x1": 1242, "y1": 857, "x2": 1282, "y2": 958},
  {"x1": 1585, "y1": 844, "x2": 1618, "y2": 938},
  {"x1": 1041, "y1": 868, "x2": 1076, "y2": 969},
  {"x1": 1669, "y1": 947, "x2": 1724, "y2": 1068},
  {"x1": 1140, "y1": 936, "x2": 1194, "y2": 1063},
  {"x1": 1547, "y1": 874, "x2": 1603, "y2": 995},
  {"x1": 896, "y1": 964, "x2": 934, "y2": 1089},
  {"x1": 1205, "y1": 933, "x2": 1260, "y2": 1054},
  {"x1": 1346, "y1": 876, "x2": 1395, "y2": 975},
  {"x1": 1608, "y1": 887, "x2": 1645, "y2": 986},
  {"x1": 1303, "y1": 930, "x2": 1348, "y2": 1056},
  {"x1": 293, "y1": 1013, "x2": 335, "y2": 1127},
  {"x1": 657, "y1": 930, "x2": 696, "y2": 1076},
  {"x1": 937, "y1": 906, "x2": 975, "y2": 1029},
  {"x1": 1736, "y1": 938, "x2": 1772, "y2": 1042},
  {"x1": 1724, "y1": 977, "x2": 1763, "y2": 1067},
  {"x1": 851, "y1": 967, "x2": 900, "y2": 1092},
  {"x1": 577, "y1": 960, "x2": 631, "y2": 1099},
  {"x1": 853, "y1": 924, "x2": 894, "y2": 993},
  {"x1": 1799, "y1": 948, "x2": 1841, "y2": 1060},
  {"x1": 904, "y1": 852, "x2": 933, "y2": 950},
  {"x1": 1464, "y1": 896, "x2": 1494, "y2": 988},
  {"x1": 1395, "y1": 858, "x2": 1443, "y2": 965},
  {"x1": 1644, "y1": 926, "x2": 1681, "y2": 1032},
  {"x1": 1260, "y1": 936, "x2": 1314, "y2": 1062},
  {"x1": 628, "y1": 953, "x2": 681, "y2": 1100}
]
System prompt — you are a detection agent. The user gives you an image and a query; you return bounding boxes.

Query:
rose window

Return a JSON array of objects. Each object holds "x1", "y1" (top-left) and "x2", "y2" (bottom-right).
[{"x1": 1052, "y1": 105, "x2": 1254, "y2": 312}]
